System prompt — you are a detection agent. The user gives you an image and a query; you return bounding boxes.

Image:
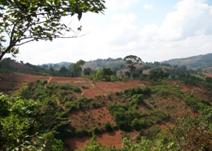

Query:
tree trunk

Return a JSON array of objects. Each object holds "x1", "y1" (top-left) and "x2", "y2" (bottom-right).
[
  {"x1": 0, "y1": 52, "x2": 5, "y2": 60},
  {"x1": 0, "y1": 46, "x2": 13, "y2": 60}
]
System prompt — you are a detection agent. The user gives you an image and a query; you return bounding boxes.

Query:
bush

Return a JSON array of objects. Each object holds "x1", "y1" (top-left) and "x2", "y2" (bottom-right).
[
  {"x1": 104, "y1": 123, "x2": 113, "y2": 132},
  {"x1": 129, "y1": 94, "x2": 144, "y2": 106},
  {"x1": 131, "y1": 118, "x2": 154, "y2": 131},
  {"x1": 109, "y1": 103, "x2": 168, "y2": 132},
  {"x1": 67, "y1": 97, "x2": 102, "y2": 112},
  {"x1": 20, "y1": 80, "x2": 81, "y2": 101},
  {"x1": 122, "y1": 87, "x2": 152, "y2": 99},
  {"x1": 91, "y1": 68, "x2": 119, "y2": 81}
]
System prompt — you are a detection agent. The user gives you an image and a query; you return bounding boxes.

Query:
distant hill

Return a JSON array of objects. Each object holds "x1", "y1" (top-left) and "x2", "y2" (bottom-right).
[
  {"x1": 0, "y1": 58, "x2": 49, "y2": 75},
  {"x1": 164, "y1": 53, "x2": 212, "y2": 69},
  {"x1": 41, "y1": 62, "x2": 72, "y2": 71},
  {"x1": 84, "y1": 58, "x2": 125, "y2": 71},
  {"x1": 2, "y1": 53, "x2": 212, "y2": 75},
  {"x1": 42, "y1": 58, "x2": 125, "y2": 71},
  {"x1": 0, "y1": 58, "x2": 126, "y2": 75}
]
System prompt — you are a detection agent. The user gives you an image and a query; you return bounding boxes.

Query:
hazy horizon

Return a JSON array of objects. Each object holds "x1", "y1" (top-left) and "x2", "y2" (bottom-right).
[
  {"x1": 6, "y1": 52, "x2": 210, "y2": 65},
  {"x1": 7, "y1": 0, "x2": 212, "y2": 64}
]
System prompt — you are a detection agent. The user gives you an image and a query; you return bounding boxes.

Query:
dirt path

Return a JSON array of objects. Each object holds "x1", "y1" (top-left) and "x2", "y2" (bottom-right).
[{"x1": 47, "y1": 77, "x2": 53, "y2": 83}]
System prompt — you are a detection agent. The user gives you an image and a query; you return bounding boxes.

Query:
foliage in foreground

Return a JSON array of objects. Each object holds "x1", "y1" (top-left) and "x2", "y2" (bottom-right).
[
  {"x1": 0, "y1": 77, "x2": 211, "y2": 150},
  {"x1": 79, "y1": 133, "x2": 179, "y2": 151},
  {"x1": 0, "y1": 93, "x2": 64, "y2": 151},
  {"x1": 79, "y1": 115, "x2": 211, "y2": 151}
]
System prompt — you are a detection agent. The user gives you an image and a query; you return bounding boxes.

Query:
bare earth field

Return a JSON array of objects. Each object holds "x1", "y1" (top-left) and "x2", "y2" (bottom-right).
[
  {"x1": 0, "y1": 72, "x2": 144, "y2": 98},
  {"x1": 0, "y1": 72, "x2": 146, "y2": 149},
  {"x1": 65, "y1": 130, "x2": 123, "y2": 150},
  {"x1": 1, "y1": 72, "x2": 209, "y2": 150},
  {"x1": 205, "y1": 73, "x2": 212, "y2": 78}
]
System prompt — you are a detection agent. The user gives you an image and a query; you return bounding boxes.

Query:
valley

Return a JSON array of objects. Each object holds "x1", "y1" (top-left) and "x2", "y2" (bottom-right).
[{"x1": 0, "y1": 68, "x2": 211, "y2": 150}]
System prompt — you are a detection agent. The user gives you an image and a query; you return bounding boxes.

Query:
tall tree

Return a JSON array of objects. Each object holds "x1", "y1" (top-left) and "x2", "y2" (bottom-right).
[
  {"x1": 0, "y1": 0, "x2": 105, "y2": 60},
  {"x1": 124, "y1": 55, "x2": 143, "y2": 79},
  {"x1": 71, "y1": 59, "x2": 86, "y2": 76}
]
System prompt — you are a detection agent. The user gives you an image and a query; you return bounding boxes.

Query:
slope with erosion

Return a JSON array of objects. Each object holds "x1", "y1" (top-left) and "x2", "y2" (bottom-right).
[
  {"x1": 65, "y1": 79, "x2": 211, "y2": 150},
  {"x1": 0, "y1": 71, "x2": 211, "y2": 151}
]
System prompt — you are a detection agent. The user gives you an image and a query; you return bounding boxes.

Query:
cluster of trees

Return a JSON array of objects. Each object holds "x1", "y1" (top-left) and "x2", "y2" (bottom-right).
[
  {"x1": 2, "y1": 55, "x2": 209, "y2": 88},
  {"x1": 0, "y1": 78, "x2": 211, "y2": 150},
  {"x1": 79, "y1": 115, "x2": 212, "y2": 151},
  {"x1": 0, "y1": 58, "x2": 49, "y2": 75},
  {"x1": 108, "y1": 87, "x2": 169, "y2": 131},
  {"x1": 49, "y1": 61, "x2": 120, "y2": 81},
  {"x1": 0, "y1": 93, "x2": 64, "y2": 151},
  {"x1": 109, "y1": 103, "x2": 169, "y2": 132},
  {"x1": 0, "y1": 80, "x2": 106, "y2": 150},
  {"x1": 81, "y1": 84, "x2": 212, "y2": 151},
  {"x1": 48, "y1": 60, "x2": 86, "y2": 77}
]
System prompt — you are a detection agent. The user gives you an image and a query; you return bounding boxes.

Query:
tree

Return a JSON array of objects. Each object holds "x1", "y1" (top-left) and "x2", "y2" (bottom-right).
[
  {"x1": 83, "y1": 67, "x2": 92, "y2": 76},
  {"x1": 71, "y1": 60, "x2": 86, "y2": 76},
  {"x1": 124, "y1": 55, "x2": 143, "y2": 79},
  {"x1": 59, "y1": 66, "x2": 70, "y2": 76},
  {"x1": 0, "y1": 0, "x2": 105, "y2": 60}
]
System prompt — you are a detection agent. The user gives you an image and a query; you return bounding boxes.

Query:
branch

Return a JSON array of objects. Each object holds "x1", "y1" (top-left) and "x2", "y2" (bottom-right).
[
  {"x1": 16, "y1": 39, "x2": 34, "y2": 46},
  {"x1": 57, "y1": 34, "x2": 86, "y2": 39}
]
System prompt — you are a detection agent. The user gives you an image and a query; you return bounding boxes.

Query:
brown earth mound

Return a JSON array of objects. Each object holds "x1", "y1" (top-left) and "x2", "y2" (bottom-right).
[
  {"x1": 0, "y1": 73, "x2": 145, "y2": 98},
  {"x1": 65, "y1": 130, "x2": 123, "y2": 150},
  {"x1": 69, "y1": 107, "x2": 115, "y2": 129}
]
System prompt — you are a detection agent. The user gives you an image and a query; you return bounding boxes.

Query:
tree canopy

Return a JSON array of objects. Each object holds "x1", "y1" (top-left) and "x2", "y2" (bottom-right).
[
  {"x1": 0, "y1": 0, "x2": 105, "y2": 60},
  {"x1": 124, "y1": 55, "x2": 143, "y2": 79}
]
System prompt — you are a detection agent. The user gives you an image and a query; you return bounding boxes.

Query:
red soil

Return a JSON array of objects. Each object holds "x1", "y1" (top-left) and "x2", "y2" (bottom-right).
[
  {"x1": 207, "y1": 73, "x2": 212, "y2": 78},
  {"x1": 83, "y1": 80, "x2": 144, "y2": 98},
  {"x1": 0, "y1": 73, "x2": 145, "y2": 97},
  {"x1": 159, "y1": 122, "x2": 175, "y2": 130},
  {"x1": 97, "y1": 130, "x2": 123, "y2": 148},
  {"x1": 205, "y1": 73, "x2": 212, "y2": 78},
  {"x1": 66, "y1": 130, "x2": 123, "y2": 150},
  {"x1": 0, "y1": 72, "x2": 49, "y2": 92},
  {"x1": 65, "y1": 137, "x2": 90, "y2": 150},
  {"x1": 155, "y1": 97, "x2": 194, "y2": 119},
  {"x1": 69, "y1": 107, "x2": 115, "y2": 129}
]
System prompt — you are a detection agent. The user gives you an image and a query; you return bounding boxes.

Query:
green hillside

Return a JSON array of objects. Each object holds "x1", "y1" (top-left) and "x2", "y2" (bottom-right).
[{"x1": 165, "y1": 53, "x2": 212, "y2": 69}]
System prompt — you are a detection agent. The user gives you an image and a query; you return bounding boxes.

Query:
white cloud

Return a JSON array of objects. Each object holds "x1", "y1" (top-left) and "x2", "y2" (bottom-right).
[
  {"x1": 158, "y1": 0, "x2": 212, "y2": 40},
  {"x1": 17, "y1": 0, "x2": 212, "y2": 64},
  {"x1": 143, "y1": 4, "x2": 154, "y2": 11},
  {"x1": 106, "y1": 0, "x2": 138, "y2": 11}
]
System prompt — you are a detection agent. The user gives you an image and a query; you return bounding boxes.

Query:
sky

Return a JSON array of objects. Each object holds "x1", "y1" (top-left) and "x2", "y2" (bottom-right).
[{"x1": 14, "y1": 0, "x2": 212, "y2": 64}]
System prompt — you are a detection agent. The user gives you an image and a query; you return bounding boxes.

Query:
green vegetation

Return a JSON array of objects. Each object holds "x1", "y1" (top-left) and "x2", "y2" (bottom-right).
[
  {"x1": 0, "y1": 80, "x2": 105, "y2": 150},
  {"x1": 104, "y1": 123, "x2": 114, "y2": 132},
  {"x1": 20, "y1": 80, "x2": 81, "y2": 102},
  {"x1": 109, "y1": 87, "x2": 169, "y2": 131},
  {"x1": 109, "y1": 103, "x2": 169, "y2": 131},
  {"x1": 0, "y1": 76, "x2": 211, "y2": 150},
  {"x1": 80, "y1": 114, "x2": 211, "y2": 151},
  {"x1": 1, "y1": 54, "x2": 212, "y2": 150},
  {"x1": 0, "y1": 58, "x2": 49, "y2": 75},
  {"x1": 0, "y1": 0, "x2": 211, "y2": 150},
  {"x1": 91, "y1": 68, "x2": 119, "y2": 81},
  {"x1": 185, "y1": 96, "x2": 212, "y2": 120},
  {"x1": 0, "y1": 0, "x2": 105, "y2": 60},
  {"x1": 79, "y1": 133, "x2": 179, "y2": 151},
  {"x1": 165, "y1": 53, "x2": 212, "y2": 69},
  {"x1": 152, "y1": 82, "x2": 183, "y2": 98},
  {"x1": 67, "y1": 97, "x2": 102, "y2": 112},
  {"x1": 124, "y1": 55, "x2": 143, "y2": 79},
  {"x1": 0, "y1": 93, "x2": 64, "y2": 151}
]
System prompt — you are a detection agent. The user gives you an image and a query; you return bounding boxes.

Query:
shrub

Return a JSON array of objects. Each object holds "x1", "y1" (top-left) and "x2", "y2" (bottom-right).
[
  {"x1": 122, "y1": 87, "x2": 152, "y2": 99},
  {"x1": 20, "y1": 80, "x2": 81, "y2": 102},
  {"x1": 104, "y1": 123, "x2": 114, "y2": 132},
  {"x1": 67, "y1": 97, "x2": 102, "y2": 112},
  {"x1": 129, "y1": 94, "x2": 144, "y2": 106}
]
